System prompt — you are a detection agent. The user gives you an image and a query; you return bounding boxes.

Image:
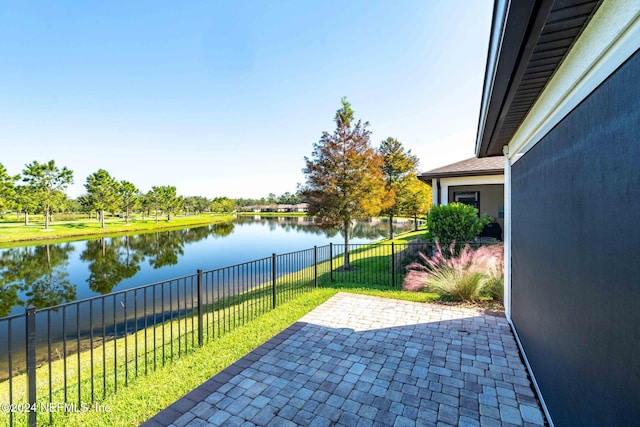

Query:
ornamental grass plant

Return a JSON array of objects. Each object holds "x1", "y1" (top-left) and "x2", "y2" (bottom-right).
[{"x1": 403, "y1": 242, "x2": 504, "y2": 302}]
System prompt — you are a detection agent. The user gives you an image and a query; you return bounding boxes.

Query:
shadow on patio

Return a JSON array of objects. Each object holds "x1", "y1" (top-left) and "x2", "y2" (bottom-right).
[{"x1": 141, "y1": 293, "x2": 545, "y2": 427}]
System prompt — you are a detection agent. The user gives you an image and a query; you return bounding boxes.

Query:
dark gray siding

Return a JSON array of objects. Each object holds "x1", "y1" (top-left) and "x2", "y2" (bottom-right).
[{"x1": 511, "y1": 49, "x2": 640, "y2": 426}]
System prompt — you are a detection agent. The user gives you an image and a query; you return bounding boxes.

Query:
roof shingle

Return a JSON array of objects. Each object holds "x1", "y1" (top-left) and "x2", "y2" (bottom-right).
[{"x1": 419, "y1": 156, "x2": 504, "y2": 180}]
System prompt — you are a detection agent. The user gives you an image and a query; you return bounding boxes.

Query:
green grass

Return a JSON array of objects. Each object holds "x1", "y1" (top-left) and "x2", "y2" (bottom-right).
[
  {"x1": 325, "y1": 282, "x2": 439, "y2": 303},
  {"x1": 0, "y1": 214, "x2": 235, "y2": 247}
]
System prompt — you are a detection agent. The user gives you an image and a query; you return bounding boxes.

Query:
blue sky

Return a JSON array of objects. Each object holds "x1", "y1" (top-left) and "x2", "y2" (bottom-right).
[{"x1": 0, "y1": 1, "x2": 493, "y2": 199}]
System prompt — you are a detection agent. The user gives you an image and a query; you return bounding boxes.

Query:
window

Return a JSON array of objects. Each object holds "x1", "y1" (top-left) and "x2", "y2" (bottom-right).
[{"x1": 453, "y1": 191, "x2": 480, "y2": 210}]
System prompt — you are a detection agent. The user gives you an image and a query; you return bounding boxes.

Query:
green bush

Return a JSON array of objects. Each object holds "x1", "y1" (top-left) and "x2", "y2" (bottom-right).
[
  {"x1": 481, "y1": 276, "x2": 504, "y2": 302},
  {"x1": 426, "y1": 203, "x2": 492, "y2": 247}
]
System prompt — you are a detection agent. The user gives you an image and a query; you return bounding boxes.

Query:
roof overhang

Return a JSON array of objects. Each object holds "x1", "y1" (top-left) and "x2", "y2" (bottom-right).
[
  {"x1": 476, "y1": 0, "x2": 603, "y2": 157},
  {"x1": 419, "y1": 169, "x2": 503, "y2": 182}
]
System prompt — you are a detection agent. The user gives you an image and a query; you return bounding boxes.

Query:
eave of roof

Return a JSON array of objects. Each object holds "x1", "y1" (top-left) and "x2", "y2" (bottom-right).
[
  {"x1": 419, "y1": 157, "x2": 504, "y2": 181},
  {"x1": 476, "y1": 0, "x2": 603, "y2": 158}
]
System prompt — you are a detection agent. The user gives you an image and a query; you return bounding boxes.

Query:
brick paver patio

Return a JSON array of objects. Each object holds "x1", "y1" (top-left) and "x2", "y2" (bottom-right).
[{"x1": 142, "y1": 293, "x2": 546, "y2": 426}]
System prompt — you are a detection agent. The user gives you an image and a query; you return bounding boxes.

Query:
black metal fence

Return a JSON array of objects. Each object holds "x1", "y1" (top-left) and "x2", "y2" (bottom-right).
[{"x1": 0, "y1": 241, "x2": 435, "y2": 426}]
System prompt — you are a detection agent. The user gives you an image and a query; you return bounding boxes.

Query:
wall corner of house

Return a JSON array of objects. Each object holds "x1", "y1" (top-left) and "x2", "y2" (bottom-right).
[{"x1": 503, "y1": 145, "x2": 512, "y2": 321}]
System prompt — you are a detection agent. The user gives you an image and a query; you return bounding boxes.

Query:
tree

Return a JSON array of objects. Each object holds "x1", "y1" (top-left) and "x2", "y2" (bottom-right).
[
  {"x1": 13, "y1": 186, "x2": 39, "y2": 225},
  {"x1": 400, "y1": 177, "x2": 432, "y2": 231},
  {"x1": 277, "y1": 191, "x2": 303, "y2": 205},
  {"x1": 210, "y1": 197, "x2": 235, "y2": 213},
  {"x1": 48, "y1": 190, "x2": 69, "y2": 221},
  {"x1": 152, "y1": 185, "x2": 179, "y2": 221},
  {"x1": 183, "y1": 196, "x2": 210, "y2": 215},
  {"x1": 0, "y1": 163, "x2": 18, "y2": 213},
  {"x1": 193, "y1": 196, "x2": 211, "y2": 214},
  {"x1": 22, "y1": 160, "x2": 73, "y2": 230},
  {"x1": 85, "y1": 169, "x2": 120, "y2": 229},
  {"x1": 147, "y1": 188, "x2": 161, "y2": 223},
  {"x1": 378, "y1": 137, "x2": 419, "y2": 239},
  {"x1": 119, "y1": 180, "x2": 139, "y2": 225},
  {"x1": 73, "y1": 195, "x2": 94, "y2": 219},
  {"x1": 175, "y1": 195, "x2": 184, "y2": 216},
  {"x1": 302, "y1": 97, "x2": 385, "y2": 269},
  {"x1": 138, "y1": 192, "x2": 152, "y2": 220}
]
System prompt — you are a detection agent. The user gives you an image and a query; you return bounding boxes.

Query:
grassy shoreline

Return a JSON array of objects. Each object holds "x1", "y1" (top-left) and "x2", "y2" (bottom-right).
[
  {"x1": 0, "y1": 214, "x2": 235, "y2": 247},
  {"x1": 0, "y1": 212, "x2": 424, "y2": 247},
  {"x1": 234, "y1": 211, "x2": 308, "y2": 217}
]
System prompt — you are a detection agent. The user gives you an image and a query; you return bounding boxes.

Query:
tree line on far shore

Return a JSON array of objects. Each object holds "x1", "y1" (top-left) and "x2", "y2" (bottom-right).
[{"x1": 0, "y1": 161, "x2": 308, "y2": 229}]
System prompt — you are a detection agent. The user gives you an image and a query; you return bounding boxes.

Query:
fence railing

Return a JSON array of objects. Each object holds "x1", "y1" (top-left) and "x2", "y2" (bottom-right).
[{"x1": 0, "y1": 241, "x2": 437, "y2": 426}]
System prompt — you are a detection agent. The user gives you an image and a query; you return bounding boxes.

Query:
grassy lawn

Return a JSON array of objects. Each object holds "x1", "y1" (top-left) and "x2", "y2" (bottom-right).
[{"x1": 0, "y1": 214, "x2": 235, "y2": 247}]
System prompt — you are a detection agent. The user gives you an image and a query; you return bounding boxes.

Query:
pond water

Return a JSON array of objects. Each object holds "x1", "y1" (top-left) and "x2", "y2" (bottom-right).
[{"x1": 0, "y1": 216, "x2": 413, "y2": 317}]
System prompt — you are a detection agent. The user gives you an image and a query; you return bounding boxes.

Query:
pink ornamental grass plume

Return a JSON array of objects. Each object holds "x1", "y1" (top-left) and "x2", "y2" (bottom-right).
[{"x1": 402, "y1": 243, "x2": 504, "y2": 301}]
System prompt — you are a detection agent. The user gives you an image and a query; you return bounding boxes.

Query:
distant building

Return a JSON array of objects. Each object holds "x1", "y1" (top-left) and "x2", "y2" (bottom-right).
[{"x1": 241, "y1": 203, "x2": 308, "y2": 213}]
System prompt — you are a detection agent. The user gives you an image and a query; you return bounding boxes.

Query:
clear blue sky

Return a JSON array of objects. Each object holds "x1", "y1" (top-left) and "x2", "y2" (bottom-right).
[{"x1": 0, "y1": 0, "x2": 493, "y2": 199}]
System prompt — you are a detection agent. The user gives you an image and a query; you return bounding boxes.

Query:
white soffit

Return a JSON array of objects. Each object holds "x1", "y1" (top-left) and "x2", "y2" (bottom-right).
[
  {"x1": 440, "y1": 175, "x2": 505, "y2": 186},
  {"x1": 508, "y1": 0, "x2": 640, "y2": 163}
]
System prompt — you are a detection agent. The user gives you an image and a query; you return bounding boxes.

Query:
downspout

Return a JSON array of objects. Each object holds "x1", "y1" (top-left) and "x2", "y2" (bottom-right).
[{"x1": 503, "y1": 145, "x2": 512, "y2": 320}]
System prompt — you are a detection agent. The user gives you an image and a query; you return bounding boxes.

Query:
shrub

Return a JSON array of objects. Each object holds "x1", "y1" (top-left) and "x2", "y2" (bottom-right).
[
  {"x1": 403, "y1": 242, "x2": 504, "y2": 302},
  {"x1": 481, "y1": 276, "x2": 504, "y2": 302},
  {"x1": 425, "y1": 267, "x2": 485, "y2": 301},
  {"x1": 426, "y1": 203, "x2": 492, "y2": 250}
]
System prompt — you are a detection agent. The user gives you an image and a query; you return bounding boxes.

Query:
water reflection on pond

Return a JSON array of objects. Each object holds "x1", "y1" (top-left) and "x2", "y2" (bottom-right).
[{"x1": 0, "y1": 216, "x2": 413, "y2": 316}]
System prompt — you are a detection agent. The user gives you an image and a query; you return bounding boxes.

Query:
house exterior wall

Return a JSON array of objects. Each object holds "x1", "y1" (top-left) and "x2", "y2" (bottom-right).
[
  {"x1": 447, "y1": 184, "x2": 503, "y2": 230},
  {"x1": 510, "y1": 47, "x2": 640, "y2": 427},
  {"x1": 433, "y1": 175, "x2": 503, "y2": 205}
]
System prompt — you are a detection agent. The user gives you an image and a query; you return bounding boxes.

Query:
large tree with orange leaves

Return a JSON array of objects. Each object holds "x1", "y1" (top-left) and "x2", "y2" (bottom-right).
[{"x1": 302, "y1": 97, "x2": 385, "y2": 269}]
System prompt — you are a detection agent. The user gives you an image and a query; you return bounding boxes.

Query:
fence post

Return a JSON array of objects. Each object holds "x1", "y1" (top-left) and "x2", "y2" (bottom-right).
[
  {"x1": 26, "y1": 306, "x2": 37, "y2": 427},
  {"x1": 391, "y1": 242, "x2": 396, "y2": 288},
  {"x1": 313, "y1": 246, "x2": 318, "y2": 288},
  {"x1": 329, "y1": 243, "x2": 333, "y2": 282},
  {"x1": 197, "y1": 269, "x2": 203, "y2": 347},
  {"x1": 272, "y1": 253, "x2": 277, "y2": 309}
]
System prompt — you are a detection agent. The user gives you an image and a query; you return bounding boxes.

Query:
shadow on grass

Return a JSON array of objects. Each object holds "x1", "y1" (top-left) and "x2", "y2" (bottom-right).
[
  {"x1": 64, "y1": 223, "x2": 92, "y2": 229},
  {"x1": 326, "y1": 253, "x2": 402, "y2": 287}
]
